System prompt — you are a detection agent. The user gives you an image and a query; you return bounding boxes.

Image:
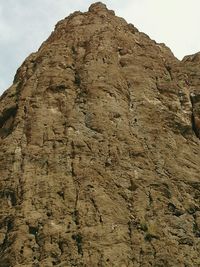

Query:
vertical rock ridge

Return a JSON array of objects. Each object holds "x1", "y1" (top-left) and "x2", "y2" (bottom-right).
[{"x1": 0, "y1": 2, "x2": 200, "y2": 266}]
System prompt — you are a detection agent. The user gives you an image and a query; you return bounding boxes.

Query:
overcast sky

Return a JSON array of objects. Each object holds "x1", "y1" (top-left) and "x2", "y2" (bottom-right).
[{"x1": 0, "y1": 0, "x2": 200, "y2": 95}]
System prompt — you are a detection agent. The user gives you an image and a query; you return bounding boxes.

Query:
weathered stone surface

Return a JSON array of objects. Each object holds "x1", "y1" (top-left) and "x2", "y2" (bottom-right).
[
  {"x1": 0, "y1": 2, "x2": 200, "y2": 266},
  {"x1": 181, "y1": 52, "x2": 200, "y2": 139}
]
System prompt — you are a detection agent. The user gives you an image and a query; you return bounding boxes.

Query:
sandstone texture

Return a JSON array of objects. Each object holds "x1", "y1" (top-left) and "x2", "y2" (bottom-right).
[{"x1": 0, "y1": 2, "x2": 200, "y2": 266}]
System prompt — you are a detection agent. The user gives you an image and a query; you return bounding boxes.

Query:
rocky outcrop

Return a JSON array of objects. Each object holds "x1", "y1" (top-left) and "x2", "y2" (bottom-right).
[
  {"x1": 181, "y1": 53, "x2": 200, "y2": 139},
  {"x1": 0, "y1": 2, "x2": 200, "y2": 266}
]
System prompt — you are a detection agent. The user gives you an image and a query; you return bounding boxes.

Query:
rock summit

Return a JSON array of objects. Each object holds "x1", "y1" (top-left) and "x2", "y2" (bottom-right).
[{"x1": 0, "y1": 2, "x2": 200, "y2": 266}]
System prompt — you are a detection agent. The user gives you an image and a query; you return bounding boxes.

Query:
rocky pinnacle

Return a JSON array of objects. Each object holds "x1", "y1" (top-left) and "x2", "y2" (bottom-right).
[{"x1": 0, "y1": 2, "x2": 200, "y2": 266}]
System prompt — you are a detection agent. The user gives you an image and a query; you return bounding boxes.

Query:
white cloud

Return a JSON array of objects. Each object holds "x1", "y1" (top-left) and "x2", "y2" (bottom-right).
[{"x1": 0, "y1": 0, "x2": 200, "y2": 95}]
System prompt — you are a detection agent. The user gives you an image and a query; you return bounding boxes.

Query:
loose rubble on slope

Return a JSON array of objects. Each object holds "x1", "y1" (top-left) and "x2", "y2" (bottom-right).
[{"x1": 0, "y1": 2, "x2": 200, "y2": 267}]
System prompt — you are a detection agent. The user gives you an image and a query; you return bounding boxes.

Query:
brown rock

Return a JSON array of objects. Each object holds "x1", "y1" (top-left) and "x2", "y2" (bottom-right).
[{"x1": 0, "y1": 2, "x2": 200, "y2": 266}]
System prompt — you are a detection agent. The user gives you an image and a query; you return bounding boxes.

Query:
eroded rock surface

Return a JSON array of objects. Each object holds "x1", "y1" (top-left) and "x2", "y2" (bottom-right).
[{"x1": 0, "y1": 2, "x2": 200, "y2": 266}]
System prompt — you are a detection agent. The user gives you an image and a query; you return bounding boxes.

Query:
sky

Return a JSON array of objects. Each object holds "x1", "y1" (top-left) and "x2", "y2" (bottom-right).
[{"x1": 0, "y1": 0, "x2": 200, "y2": 95}]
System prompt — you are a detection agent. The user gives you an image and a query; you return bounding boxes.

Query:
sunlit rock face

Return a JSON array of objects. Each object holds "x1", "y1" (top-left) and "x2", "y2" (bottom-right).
[{"x1": 0, "y1": 2, "x2": 200, "y2": 266}]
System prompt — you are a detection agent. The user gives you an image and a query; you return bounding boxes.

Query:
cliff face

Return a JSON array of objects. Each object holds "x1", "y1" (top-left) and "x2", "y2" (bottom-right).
[{"x1": 0, "y1": 2, "x2": 200, "y2": 267}]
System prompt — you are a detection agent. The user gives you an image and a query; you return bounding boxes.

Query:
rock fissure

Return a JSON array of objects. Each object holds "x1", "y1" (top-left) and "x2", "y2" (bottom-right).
[
  {"x1": 90, "y1": 197, "x2": 103, "y2": 224},
  {"x1": 190, "y1": 93, "x2": 200, "y2": 139}
]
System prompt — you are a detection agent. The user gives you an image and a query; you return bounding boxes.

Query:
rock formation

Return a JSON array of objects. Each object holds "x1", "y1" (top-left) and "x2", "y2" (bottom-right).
[{"x1": 0, "y1": 2, "x2": 200, "y2": 266}]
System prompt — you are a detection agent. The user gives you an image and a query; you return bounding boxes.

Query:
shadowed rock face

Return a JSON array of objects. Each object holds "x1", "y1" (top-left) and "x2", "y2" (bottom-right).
[
  {"x1": 0, "y1": 2, "x2": 200, "y2": 266},
  {"x1": 182, "y1": 53, "x2": 200, "y2": 139}
]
